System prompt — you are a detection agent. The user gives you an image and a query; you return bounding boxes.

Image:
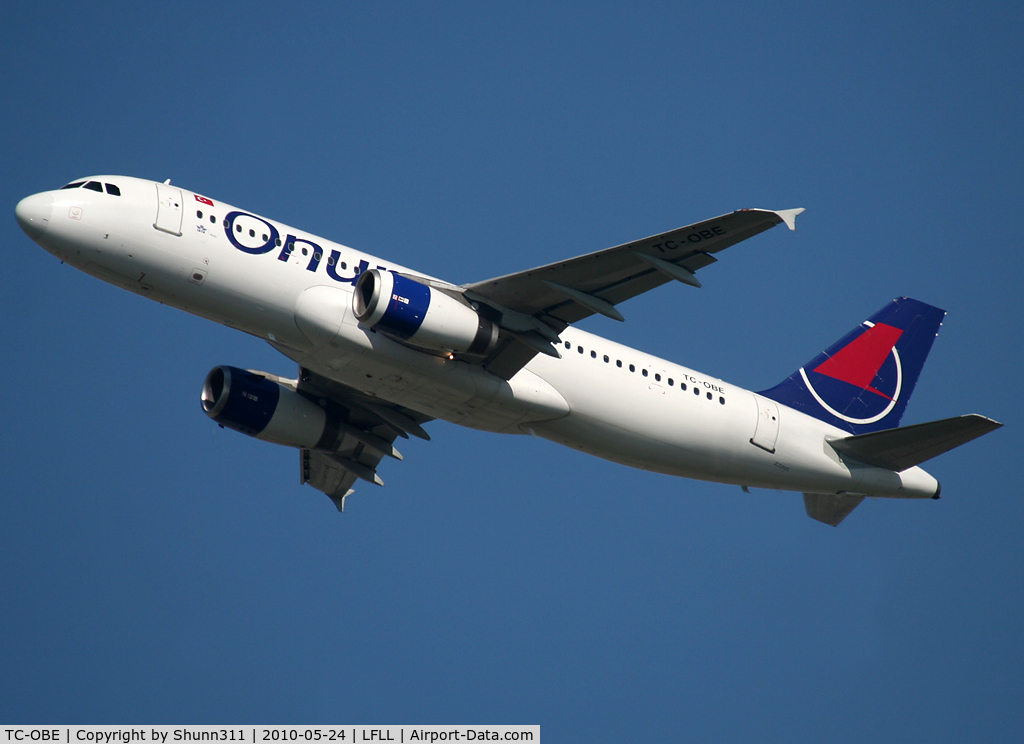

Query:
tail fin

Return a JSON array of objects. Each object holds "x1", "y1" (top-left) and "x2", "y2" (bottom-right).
[{"x1": 758, "y1": 297, "x2": 946, "y2": 435}]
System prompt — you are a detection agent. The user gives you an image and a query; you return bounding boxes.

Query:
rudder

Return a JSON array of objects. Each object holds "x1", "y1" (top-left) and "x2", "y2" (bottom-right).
[{"x1": 758, "y1": 298, "x2": 946, "y2": 435}]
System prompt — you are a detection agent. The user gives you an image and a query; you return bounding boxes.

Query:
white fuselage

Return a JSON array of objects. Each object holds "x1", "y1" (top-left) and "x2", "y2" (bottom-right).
[{"x1": 19, "y1": 176, "x2": 939, "y2": 500}]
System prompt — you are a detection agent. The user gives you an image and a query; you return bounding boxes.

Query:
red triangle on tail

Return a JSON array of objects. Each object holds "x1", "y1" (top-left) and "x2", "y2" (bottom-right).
[{"x1": 813, "y1": 323, "x2": 902, "y2": 398}]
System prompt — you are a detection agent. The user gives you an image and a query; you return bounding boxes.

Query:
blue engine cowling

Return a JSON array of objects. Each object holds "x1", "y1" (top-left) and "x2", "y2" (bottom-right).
[
  {"x1": 353, "y1": 269, "x2": 498, "y2": 355},
  {"x1": 201, "y1": 366, "x2": 331, "y2": 449}
]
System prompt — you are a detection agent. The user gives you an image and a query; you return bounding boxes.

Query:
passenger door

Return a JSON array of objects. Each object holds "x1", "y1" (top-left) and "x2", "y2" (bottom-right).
[{"x1": 154, "y1": 183, "x2": 183, "y2": 236}]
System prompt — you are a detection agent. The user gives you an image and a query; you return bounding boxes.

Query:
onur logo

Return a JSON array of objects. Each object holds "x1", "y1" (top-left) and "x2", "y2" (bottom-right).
[
  {"x1": 223, "y1": 210, "x2": 380, "y2": 285},
  {"x1": 800, "y1": 321, "x2": 904, "y2": 425}
]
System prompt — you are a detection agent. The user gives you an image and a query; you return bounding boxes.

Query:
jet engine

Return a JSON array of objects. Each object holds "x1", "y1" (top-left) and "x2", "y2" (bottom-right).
[
  {"x1": 353, "y1": 269, "x2": 498, "y2": 356},
  {"x1": 201, "y1": 366, "x2": 330, "y2": 449}
]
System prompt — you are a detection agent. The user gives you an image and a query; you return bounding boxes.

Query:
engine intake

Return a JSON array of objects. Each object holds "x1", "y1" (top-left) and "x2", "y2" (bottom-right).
[
  {"x1": 353, "y1": 269, "x2": 498, "y2": 355},
  {"x1": 201, "y1": 366, "x2": 330, "y2": 449}
]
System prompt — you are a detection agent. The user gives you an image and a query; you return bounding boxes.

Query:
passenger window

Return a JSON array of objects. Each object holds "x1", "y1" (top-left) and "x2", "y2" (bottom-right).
[
  {"x1": 578, "y1": 346, "x2": 584, "y2": 354},
  {"x1": 629, "y1": 364, "x2": 635, "y2": 372},
  {"x1": 655, "y1": 373, "x2": 661, "y2": 381},
  {"x1": 603, "y1": 355, "x2": 609, "y2": 362},
  {"x1": 591, "y1": 350, "x2": 596, "y2": 359},
  {"x1": 249, "y1": 229, "x2": 255, "y2": 237},
  {"x1": 84, "y1": 181, "x2": 103, "y2": 192},
  {"x1": 236, "y1": 224, "x2": 242, "y2": 232},
  {"x1": 340, "y1": 262, "x2": 347, "y2": 269},
  {"x1": 668, "y1": 378, "x2": 674, "y2": 386},
  {"x1": 196, "y1": 210, "x2": 203, "y2": 219},
  {"x1": 616, "y1": 360, "x2": 622, "y2": 368},
  {"x1": 642, "y1": 369, "x2": 648, "y2": 377},
  {"x1": 564, "y1": 341, "x2": 571, "y2": 349},
  {"x1": 210, "y1": 215, "x2": 216, "y2": 224},
  {"x1": 694, "y1": 387, "x2": 700, "y2": 395},
  {"x1": 707, "y1": 392, "x2": 713, "y2": 400},
  {"x1": 105, "y1": 184, "x2": 121, "y2": 196},
  {"x1": 719, "y1": 397, "x2": 725, "y2": 405}
]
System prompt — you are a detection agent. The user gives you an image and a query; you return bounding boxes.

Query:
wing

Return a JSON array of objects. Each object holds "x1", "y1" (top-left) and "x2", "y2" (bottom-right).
[
  {"x1": 463, "y1": 208, "x2": 803, "y2": 378},
  {"x1": 296, "y1": 368, "x2": 434, "y2": 511}
]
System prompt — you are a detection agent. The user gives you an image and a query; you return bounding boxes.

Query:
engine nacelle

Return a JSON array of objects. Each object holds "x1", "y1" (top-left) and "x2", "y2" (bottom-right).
[
  {"x1": 201, "y1": 366, "x2": 330, "y2": 449},
  {"x1": 353, "y1": 269, "x2": 498, "y2": 355}
]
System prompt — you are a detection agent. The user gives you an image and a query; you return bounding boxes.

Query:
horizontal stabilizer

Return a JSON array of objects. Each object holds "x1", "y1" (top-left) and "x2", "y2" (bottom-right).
[
  {"x1": 828, "y1": 414, "x2": 1003, "y2": 472},
  {"x1": 804, "y1": 492, "x2": 865, "y2": 526}
]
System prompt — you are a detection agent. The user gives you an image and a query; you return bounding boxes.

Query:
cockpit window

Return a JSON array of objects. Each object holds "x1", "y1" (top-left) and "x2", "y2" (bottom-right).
[{"x1": 59, "y1": 180, "x2": 121, "y2": 195}]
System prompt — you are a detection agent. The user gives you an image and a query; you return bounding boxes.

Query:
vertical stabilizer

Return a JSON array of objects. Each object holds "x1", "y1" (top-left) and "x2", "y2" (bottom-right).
[
  {"x1": 803, "y1": 493, "x2": 866, "y2": 526},
  {"x1": 759, "y1": 298, "x2": 946, "y2": 435}
]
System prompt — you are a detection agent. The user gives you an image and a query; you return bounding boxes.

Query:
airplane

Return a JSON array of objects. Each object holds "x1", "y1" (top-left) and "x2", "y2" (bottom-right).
[{"x1": 15, "y1": 175, "x2": 1002, "y2": 525}]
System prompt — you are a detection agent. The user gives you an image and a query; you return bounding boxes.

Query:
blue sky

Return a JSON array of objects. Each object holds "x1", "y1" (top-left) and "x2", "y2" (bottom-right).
[{"x1": 1, "y1": 1, "x2": 1022, "y2": 739}]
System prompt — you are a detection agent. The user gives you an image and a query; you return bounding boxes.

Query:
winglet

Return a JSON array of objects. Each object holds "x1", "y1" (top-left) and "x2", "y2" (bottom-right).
[
  {"x1": 775, "y1": 208, "x2": 805, "y2": 231},
  {"x1": 330, "y1": 488, "x2": 356, "y2": 513}
]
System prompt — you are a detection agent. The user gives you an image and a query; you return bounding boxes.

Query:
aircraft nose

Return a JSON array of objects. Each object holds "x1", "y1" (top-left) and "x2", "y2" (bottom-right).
[{"x1": 15, "y1": 192, "x2": 53, "y2": 240}]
